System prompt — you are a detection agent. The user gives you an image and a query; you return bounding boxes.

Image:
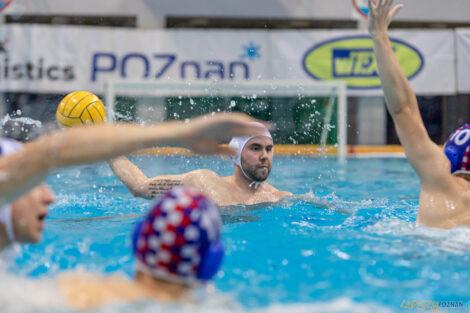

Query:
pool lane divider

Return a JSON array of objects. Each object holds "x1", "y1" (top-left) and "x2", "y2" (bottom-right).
[{"x1": 135, "y1": 145, "x2": 416, "y2": 158}]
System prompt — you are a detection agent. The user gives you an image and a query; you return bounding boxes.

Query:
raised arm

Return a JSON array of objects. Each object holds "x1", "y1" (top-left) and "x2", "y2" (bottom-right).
[
  {"x1": 368, "y1": 0, "x2": 452, "y2": 188},
  {"x1": 108, "y1": 157, "x2": 184, "y2": 199},
  {"x1": 0, "y1": 112, "x2": 264, "y2": 206}
]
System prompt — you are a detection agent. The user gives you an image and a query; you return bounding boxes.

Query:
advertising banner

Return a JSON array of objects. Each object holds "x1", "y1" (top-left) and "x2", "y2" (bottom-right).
[
  {"x1": 0, "y1": 25, "x2": 457, "y2": 96},
  {"x1": 0, "y1": 25, "x2": 269, "y2": 94},
  {"x1": 270, "y1": 29, "x2": 456, "y2": 96},
  {"x1": 457, "y1": 29, "x2": 470, "y2": 93}
]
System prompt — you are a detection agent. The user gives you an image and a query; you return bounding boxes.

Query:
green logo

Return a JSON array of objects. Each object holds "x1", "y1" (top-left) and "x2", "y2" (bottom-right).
[{"x1": 303, "y1": 35, "x2": 424, "y2": 89}]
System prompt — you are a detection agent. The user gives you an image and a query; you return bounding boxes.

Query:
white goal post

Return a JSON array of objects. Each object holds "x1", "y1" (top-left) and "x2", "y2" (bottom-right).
[{"x1": 103, "y1": 80, "x2": 348, "y2": 162}]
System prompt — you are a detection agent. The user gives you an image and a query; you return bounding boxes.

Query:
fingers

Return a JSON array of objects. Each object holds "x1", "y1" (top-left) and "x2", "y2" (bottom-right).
[
  {"x1": 377, "y1": 0, "x2": 389, "y2": 9},
  {"x1": 230, "y1": 124, "x2": 271, "y2": 138},
  {"x1": 369, "y1": 0, "x2": 378, "y2": 10},
  {"x1": 186, "y1": 111, "x2": 273, "y2": 142},
  {"x1": 194, "y1": 111, "x2": 272, "y2": 131},
  {"x1": 187, "y1": 142, "x2": 218, "y2": 155},
  {"x1": 190, "y1": 144, "x2": 232, "y2": 156},
  {"x1": 226, "y1": 112, "x2": 272, "y2": 130},
  {"x1": 371, "y1": 0, "x2": 394, "y2": 13},
  {"x1": 209, "y1": 112, "x2": 272, "y2": 137},
  {"x1": 367, "y1": 0, "x2": 375, "y2": 14},
  {"x1": 388, "y1": 4, "x2": 403, "y2": 21},
  {"x1": 215, "y1": 145, "x2": 235, "y2": 156}
]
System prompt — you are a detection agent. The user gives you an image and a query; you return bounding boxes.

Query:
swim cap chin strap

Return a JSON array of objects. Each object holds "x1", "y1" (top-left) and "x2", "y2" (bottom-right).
[
  {"x1": 228, "y1": 122, "x2": 273, "y2": 190},
  {"x1": 0, "y1": 138, "x2": 23, "y2": 244}
]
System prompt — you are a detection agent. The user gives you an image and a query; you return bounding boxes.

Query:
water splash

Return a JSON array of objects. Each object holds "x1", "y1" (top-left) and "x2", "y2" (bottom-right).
[{"x1": 0, "y1": 114, "x2": 42, "y2": 128}]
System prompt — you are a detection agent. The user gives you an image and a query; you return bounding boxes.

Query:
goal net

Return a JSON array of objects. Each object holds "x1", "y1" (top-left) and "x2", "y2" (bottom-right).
[{"x1": 103, "y1": 80, "x2": 347, "y2": 162}]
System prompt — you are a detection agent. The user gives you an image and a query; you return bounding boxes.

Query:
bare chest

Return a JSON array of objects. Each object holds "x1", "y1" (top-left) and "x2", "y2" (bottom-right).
[{"x1": 192, "y1": 177, "x2": 282, "y2": 206}]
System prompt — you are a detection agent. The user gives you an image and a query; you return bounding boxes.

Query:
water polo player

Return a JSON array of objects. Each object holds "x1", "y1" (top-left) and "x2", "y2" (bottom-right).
[
  {"x1": 59, "y1": 186, "x2": 224, "y2": 309},
  {"x1": 0, "y1": 138, "x2": 53, "y2": 250},
  {"x1": 0, "y1": 112, "x2": 262, "y2": 251},
  {"x1": 369, "y1": 0, "x2": 470, "y2": 228},
  {"x1": 108, "y1": 122, "x2": 292, "y2": 206}
]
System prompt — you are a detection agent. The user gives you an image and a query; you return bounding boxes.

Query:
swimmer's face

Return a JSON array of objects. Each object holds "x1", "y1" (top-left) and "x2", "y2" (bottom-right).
[
  {"x1": 11, "y1": 184, "x2": 54, "y2": 243},
  {"x1": 241, "y1": 136, "x2": 273, "y2": 182}
]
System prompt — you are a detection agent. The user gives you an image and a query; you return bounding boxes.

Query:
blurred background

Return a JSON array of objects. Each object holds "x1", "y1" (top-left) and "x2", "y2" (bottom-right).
[{"x1": 0, "y1": 0, "x2": 469, "y2": 148}]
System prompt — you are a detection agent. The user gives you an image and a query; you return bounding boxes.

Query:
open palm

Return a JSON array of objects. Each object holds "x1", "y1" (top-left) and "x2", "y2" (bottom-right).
[{"x1": 181, "y1": 113, "x2": 269, "y2": 155}]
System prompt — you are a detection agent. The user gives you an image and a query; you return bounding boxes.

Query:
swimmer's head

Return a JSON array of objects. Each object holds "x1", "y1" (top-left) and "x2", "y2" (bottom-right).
[
  {"x1": 132, "y1": 186, "x2": 224, "y2": 285},
  {"x1": 444, "y1": 124, "x2": 470, "y2": 178},
  {"x1": 0, "y1": 138, "x2": 23, "y2": 243},
  {"x1": 228, "y1": 122, "x2": 273, "y2": 185},
  {"x1": 0, "y1": 138, "x2": 53, "y2": 246}
]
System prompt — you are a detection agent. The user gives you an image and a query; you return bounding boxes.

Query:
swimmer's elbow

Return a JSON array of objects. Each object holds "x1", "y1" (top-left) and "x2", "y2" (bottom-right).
[
  {"x1": 130, "y1": 188, "x2": 152, "y2": 199},
  {"x1": 128, "y1": 183, "x2": 152, "y2": 199}
]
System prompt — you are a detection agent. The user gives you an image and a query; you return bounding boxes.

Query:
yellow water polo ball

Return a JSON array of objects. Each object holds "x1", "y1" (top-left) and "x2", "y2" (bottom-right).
[{"x1": 56, "y1": 91, "x2": 106, "y2": 128}]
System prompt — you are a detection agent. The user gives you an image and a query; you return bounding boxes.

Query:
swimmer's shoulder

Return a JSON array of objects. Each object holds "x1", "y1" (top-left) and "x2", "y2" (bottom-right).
[
  {"x1": 58, "y1": 272, "x2": 142, "y2": 309},
  {"x1": 182, "y1": 169, "x2": 223, "y2": 186},
  {"x1": 184, "y1": 169, "x2": 220, "y2": 179},
  {"x1": 278, "y1": 190, "x2": 293, "y2": 197},
  {"x1": 262, "y1": 182, "x2": 293, "y2": 197}
]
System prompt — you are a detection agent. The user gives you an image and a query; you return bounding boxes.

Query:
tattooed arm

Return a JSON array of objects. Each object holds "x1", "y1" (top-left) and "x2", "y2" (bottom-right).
[
  {"x1": 108, "y1": 157, "x2": 184, "y2": 199},
  {"x1": 147, "y1": 178, "x2": 184, "y2": 198}
]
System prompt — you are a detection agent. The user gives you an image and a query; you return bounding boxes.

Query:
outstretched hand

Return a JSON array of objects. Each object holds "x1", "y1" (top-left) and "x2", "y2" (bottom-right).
[
  {"x1": 178, "y1": 112, "x2": 270, "y2": 155},
  {"x1": 368, "y1": 0, "x2": 403, "y2": 36}
]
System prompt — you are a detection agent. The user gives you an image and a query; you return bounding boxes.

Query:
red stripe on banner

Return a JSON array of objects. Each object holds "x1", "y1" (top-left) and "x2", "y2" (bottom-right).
[{"x1": 0, "y1": 0, "x2": 13, "y2": 13}]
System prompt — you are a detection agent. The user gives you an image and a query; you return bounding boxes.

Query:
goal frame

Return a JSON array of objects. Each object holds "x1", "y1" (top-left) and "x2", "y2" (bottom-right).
[{"x1": 103, "y1": 79, "x2": 348, "y2": 162}]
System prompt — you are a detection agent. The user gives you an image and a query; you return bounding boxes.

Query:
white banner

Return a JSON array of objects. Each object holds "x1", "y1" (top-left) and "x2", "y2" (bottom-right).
[
  {"x1": 270, "y1": 29, "x2": 456, "y2": 96},
  {"x1": 0, "y1": 25, "x2": 457, "y2": 96},
  {"x1": 0, "y1": 25, "x2": 269, "y2": 94},
  {"x1": 457, "y1": 29, "x2": 470, "y2": 93}
]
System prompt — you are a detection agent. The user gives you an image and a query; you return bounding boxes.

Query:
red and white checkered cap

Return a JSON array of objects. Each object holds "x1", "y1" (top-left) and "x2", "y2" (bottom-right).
[{"x1": 133, "y1": 186, "x2": 222, "y2": 284}]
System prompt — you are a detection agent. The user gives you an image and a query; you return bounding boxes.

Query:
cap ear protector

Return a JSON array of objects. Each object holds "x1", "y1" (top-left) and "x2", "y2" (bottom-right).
[
  {"x1": 196, "y1": 237, "x2": 224, "y2": 281},
  {"x1": 444, "y1": 124, "x2": 470, "y2": 175},
  {"x1": 444, "y1": 145, "x2": 459, "y2": 173},
  {"x1": 228, "y1": 137, "x2": 241, "y2": 165}
]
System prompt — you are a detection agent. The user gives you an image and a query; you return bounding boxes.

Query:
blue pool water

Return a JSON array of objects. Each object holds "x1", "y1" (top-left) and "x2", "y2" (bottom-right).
[{"x1": 4, "y1": 156, "x2": 470, "y2": 312}]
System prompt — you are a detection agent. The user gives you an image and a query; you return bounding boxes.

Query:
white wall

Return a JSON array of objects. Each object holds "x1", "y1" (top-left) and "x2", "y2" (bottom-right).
[
  {"x1": 357, "y1": 97, "x2": 386, "y2": 145},
  {"x1": 6, "y1": 0, "x2": 470, "y2": 29}
]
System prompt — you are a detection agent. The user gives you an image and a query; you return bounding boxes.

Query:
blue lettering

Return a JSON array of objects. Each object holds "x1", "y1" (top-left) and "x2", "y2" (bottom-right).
[
  {"x1": 332, "y1": 48, "x2": 378, "y2": 78},
  {"x1": 229, "y1": 62, "x2": 249, "y2": 79},
  {"x1": 121, "y1": 53, "x2": 150, "y2": 78},
  {"x1": 90, "y1": 53, "x2": 250, "y2": 81},
  {"x1": 180, "y1": 61, "x2": 201, "y2": 79},
  {"x1": 205, "y1": 61, "x2": 224, "y2": 79},
  {"x1": 91, "y1": 53, "x2": 116, "y2": 81},
  {"x1": 153, "y1": 54, "x2": 176, "y2": 78}
]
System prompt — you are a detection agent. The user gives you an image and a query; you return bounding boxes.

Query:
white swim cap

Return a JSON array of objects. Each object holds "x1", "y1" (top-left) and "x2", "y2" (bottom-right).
[
  {"x1": 228, "y1": 122, "x2": 272, "y2": 189},
  {"x1": 0, "y1": 138, "x2": 23, "y2": 243}
]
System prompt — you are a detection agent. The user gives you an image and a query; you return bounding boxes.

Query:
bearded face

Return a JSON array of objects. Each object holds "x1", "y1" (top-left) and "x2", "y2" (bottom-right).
[{"x1": 240, "y1": 136, "x2": 273, "y2": 182}]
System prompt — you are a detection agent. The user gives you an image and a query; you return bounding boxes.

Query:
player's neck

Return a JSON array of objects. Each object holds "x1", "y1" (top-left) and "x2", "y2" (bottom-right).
[
  {"x1": 232, "y1": 167, "x2": 261, "y2": 192},
  {"x1": 134, "y1": 271, "x2": 189, "y2": 302}
]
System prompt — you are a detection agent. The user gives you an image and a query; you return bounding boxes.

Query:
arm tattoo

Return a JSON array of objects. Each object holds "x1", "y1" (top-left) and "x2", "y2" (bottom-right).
[{"x1": 148, "y1": 179, "x2": 183, "y2": 197}]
